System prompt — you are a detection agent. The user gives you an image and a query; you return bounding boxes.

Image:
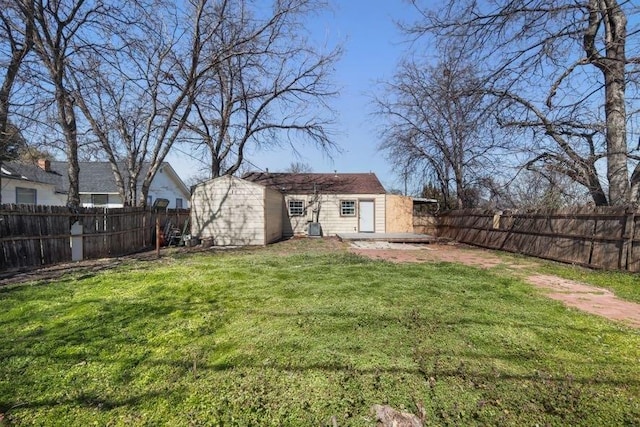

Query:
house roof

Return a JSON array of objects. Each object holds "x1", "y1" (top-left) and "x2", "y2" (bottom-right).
[
  {"x1": 1, "y1": 161, "x2": 65, "y2": 192},
  {"x1": 242, "y1": 172, "x2": 386, "y2": 194},
  {"x1": 49, "y1": 161, "x2": 154, "y2": 194},
  {"x1": 2, "y1": 160, "x2": 189, "y2": 196}
]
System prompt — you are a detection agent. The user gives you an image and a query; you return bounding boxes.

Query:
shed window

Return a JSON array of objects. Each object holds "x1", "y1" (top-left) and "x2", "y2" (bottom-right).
[
  {"x1": 288, "y1": 199, "x2": 304, "y2": 216},
  {"x1": 340, "y1": 200, "x2": 356, "y2": 216},
  {"x1": 16, "y1": 187, "x2": 36, "y2": 205}
]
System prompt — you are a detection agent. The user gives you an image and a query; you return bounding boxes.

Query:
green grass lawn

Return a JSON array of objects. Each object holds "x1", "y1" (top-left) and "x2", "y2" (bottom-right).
[{"x1": 1, "y1": 240, "x2": 639, "y2": 426}]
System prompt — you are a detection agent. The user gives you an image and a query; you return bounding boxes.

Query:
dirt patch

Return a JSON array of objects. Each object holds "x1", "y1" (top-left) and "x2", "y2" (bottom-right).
[
  {"x1": 0, "y1": 250, "x2": 160, "y2": 287},
  {"x1": 349, "y1": 242, "x2": 506, "y2": 268},
  {"x1": 351, "y1": 241, "x2": 640, "y2": 329},
  {"x1": 527, "y1": 274, "x2": 640, "y2": 328}
]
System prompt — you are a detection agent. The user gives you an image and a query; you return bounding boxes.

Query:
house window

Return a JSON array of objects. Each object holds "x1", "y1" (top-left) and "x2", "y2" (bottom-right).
[
  {"x1": 147, "y1": 195, "x2": 153, "y2": 206},
  {"x1": 91, "y1": 194, "x2": 109, "y2": 206},
  {"x1": 16, "y1": 187, "x2": 37, "y2": 205},
  {"x1": 176, "y1": 198, "x2": 183, "y2": 209},
  {"x1": 288, "y1": 199, "x2": 304, "y2": 216},
  {"x1": 340, "y1": 200, "x2": 356, "y2": 216}
]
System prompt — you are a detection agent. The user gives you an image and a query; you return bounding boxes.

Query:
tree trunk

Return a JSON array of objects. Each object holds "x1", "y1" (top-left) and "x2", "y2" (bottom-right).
[
  {"x1": 585, "y1": 0, "x2": 630, "y2": 205},
  {"x1": 603, "y1": 64, "x2": 629, "y2": 205},
  {"x1": 55, "y1": 87, "x2": 81, "y2": 208}
]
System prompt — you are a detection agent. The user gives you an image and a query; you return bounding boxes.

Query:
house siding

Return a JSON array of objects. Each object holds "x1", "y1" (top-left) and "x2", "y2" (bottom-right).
[
  {"x1": 148, "y1": 166, "x2": 191, "y2": 208},
  {"x1": 80, "y1": 193, "x2": 122, "y2": 208},
  {"x1": 191, "y1": 175, "x2": 283, "y2": 246},
  {"x1": 1, "y1": 179, "x2": 65, "y2": 206},
  {"x1": 283, "y1": 193, "x2": 386, "y2": 237}
]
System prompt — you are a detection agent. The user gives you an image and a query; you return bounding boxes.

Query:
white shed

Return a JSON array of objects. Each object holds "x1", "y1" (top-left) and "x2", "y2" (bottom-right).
[{"x1": 191, "y1": 175, "x2": 283, "y2": 246}]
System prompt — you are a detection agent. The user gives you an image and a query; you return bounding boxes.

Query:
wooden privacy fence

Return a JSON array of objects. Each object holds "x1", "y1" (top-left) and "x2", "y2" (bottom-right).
[
  {"x1": 0, "y1": 205, "x2": 191, "y2": 271},
  {"x1": 438, "y1": 207, "x2": 640, "y2": 272}
]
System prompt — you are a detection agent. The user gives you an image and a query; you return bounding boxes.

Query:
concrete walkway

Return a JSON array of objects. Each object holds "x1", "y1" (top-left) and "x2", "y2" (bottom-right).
[{"x1": 336, "y1": 232, "x2": 436, "y2": 243}]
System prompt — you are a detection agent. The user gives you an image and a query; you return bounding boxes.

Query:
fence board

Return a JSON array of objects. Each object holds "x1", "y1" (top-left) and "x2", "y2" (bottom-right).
[
  {"x1": 1, "y1": 205, "x2": 190, "y2": 271},
  {"x1": 438, "y1": 207, "x2": 640, "y2": 272}
]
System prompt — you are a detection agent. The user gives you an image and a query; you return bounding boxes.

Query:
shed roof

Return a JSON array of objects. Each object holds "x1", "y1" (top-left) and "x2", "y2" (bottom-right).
[{"x1": 242, "y1": 172, "x2": 386, "y2": 194}]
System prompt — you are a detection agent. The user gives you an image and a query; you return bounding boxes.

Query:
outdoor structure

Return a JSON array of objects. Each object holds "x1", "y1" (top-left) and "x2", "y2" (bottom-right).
[
  {"x1": 191, "y1": 175, "x2": 283, "y2": 246},
  {"x1": 244, "y1": 172, "x2": 387, "y2": 238},
  {"x1": 385, "y1": 194, "x2": 414, "y2": 233},
  {"x1": 1, "y1": 160, "x2": 190, "y2": 208},
  {"x1": 191, "y1": 172, "x2": 389, "y2": 245}
]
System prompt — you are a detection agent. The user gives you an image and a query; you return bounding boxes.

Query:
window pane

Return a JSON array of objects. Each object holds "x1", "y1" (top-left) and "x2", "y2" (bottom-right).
[
  {"x1": 340, "y1": 200, "x2": 355, "y2": 216},
  {"x1": 288, "y1": 200, "x2": 304, "y2": 216},
  {"x1": 176, "y1": 198, "x2": 183, "y2": 209},
  {"x1": 92, "y1": 194, "x2": 109, "y2": 206},
  {"x1": 16, "y1": 187, "x2": 36, "y2": 205}
]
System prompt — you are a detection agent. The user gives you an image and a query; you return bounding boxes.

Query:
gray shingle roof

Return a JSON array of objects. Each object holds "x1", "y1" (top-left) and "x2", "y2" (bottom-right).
[
  {"x1": 2, "y1": 161, "x2": 155, "y2": 194},
  {"x1": 1, "y1": 161, "x2": 66, "y2": 192},
  {"x1": 49, "y1": 161, "x2": 152, "y2": 193}
]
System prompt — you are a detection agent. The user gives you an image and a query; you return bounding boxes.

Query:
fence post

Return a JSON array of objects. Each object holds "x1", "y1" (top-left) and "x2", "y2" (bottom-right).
[
  {"x1": 622, "y1": 208, "x2": 636, "y2": 271},
  {"x1": 70, "y1": 221, "x2": 83, "y2": 261}
]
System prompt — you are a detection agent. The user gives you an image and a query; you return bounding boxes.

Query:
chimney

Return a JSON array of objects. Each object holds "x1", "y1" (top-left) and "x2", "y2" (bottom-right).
[{"x1": 38, "y1": 159, "x2": 51, "y2": 172}]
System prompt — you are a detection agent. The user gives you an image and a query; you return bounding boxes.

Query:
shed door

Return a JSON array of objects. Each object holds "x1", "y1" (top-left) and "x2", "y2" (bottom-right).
[{"x1": 359, "y1": 200, "x2": 375, "y2": 232}]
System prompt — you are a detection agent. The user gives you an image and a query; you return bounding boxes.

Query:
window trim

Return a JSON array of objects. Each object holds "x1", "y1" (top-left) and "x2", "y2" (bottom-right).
[
  {"x1": 340, "y1": 199, "x2": 356, "y2": 217},
  {"x1": 288, "y1": 199, "x2": 305, "y2": 216},
  {"x1": 16, "y1": 187, "x2": 37, "y2": 205}
]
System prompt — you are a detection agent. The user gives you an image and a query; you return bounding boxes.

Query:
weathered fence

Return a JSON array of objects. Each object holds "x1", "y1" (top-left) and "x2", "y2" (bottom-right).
[
  {"x1": 438, "y1": 207, "x2": 640, "y2": 272},
  {"x1": 0, "y1": 205, "x2": 191, "y2": 271}
]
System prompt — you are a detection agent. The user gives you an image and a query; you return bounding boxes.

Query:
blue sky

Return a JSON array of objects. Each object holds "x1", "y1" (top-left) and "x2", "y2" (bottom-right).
[{"x1": 167, "y1": 0, "x2": 421, "y2": 191}]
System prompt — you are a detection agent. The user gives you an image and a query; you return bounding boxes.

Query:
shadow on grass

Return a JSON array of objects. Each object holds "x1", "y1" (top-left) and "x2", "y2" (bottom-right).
[{"x1": 0, "y1": 388, "x2": 176, "y2": 413}]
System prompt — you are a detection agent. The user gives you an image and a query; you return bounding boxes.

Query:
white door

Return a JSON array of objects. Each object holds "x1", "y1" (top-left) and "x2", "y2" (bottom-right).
[{"x1": 359, "y1": 200, "x2": 375, "y2": 232}]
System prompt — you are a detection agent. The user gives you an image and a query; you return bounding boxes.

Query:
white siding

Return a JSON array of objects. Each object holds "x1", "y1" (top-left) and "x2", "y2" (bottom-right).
[
  {"x1": 80, "y1": 193, "x2": 122, "y2": 208},
  {"x1": 283, "y1": 193, "x2": 386, "y2": 236},
  {"x1": 148, "y1": 165, "x2": 190, "y2": 208},
  {"x1": 1, "y1": 179, "x2": 66, "y2": 206},
  {"x1": 191, "y1": 175, "x2": 283, "y2": 246}
]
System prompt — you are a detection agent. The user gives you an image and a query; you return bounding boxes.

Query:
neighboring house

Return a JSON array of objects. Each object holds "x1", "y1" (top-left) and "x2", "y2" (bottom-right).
[
  {"x1": 1, "y1": 160, "x2": 190, "y2": 208},
  {"x1": 0, "y1": 159, "x2": 67, "y2": 205},
  {"x1": 191, "y1": 172, "x2": 388, "y2": 245}
]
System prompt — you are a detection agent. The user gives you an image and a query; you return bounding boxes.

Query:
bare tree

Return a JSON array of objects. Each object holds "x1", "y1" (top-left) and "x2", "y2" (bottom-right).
[
  {"x1": 286, "y1": 161, "x2": 313, "y2": 173},
  {"x1": 409, "y1": 0, "x2": 640, "y2": 205},
  {"x1": 70, "y1": 0, "x2": 337, "y2": 206},
  {"x1": 185, "y1": 0, "x2": 340, "y2": 178},
  {"x1": 493, "y1": 90, "x2": 609, "y2": 206},
  {"x1": 27, "y1": 0, "x2": 122, "y2": 207},
  {"x1": 71, "y1": 0, "x2": 212, "y2": 206},
  {"x1": 0, "y1": 0, "x2": 34, "y2": 204},
  {"x1": 503, "y1": 170, "x2": 590, "y2": 210},
  {"x1": 376, "y1": 54, "x2": 502, "y2": 209}
]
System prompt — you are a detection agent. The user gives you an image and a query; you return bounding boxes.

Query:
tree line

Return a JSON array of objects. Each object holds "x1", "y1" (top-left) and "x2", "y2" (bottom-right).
[
  {"x1": 377, "y1": 0, "x2": 640, "y2": 209},
  {"x1": 0, "y1": 0, "x2": 340, "y2": 207}
]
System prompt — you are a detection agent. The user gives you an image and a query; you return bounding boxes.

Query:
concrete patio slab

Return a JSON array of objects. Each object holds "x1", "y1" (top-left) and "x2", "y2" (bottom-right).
[{"x1": 336, "y1": 232, "x2": 436, "y2": 244}]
